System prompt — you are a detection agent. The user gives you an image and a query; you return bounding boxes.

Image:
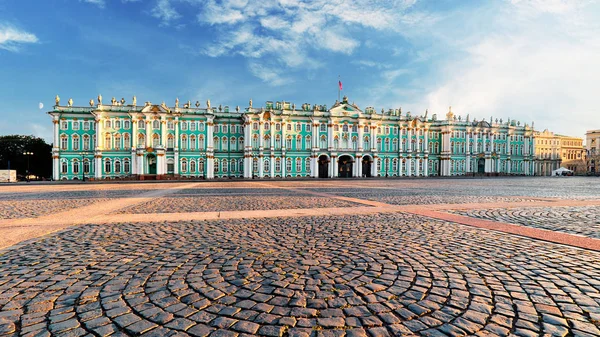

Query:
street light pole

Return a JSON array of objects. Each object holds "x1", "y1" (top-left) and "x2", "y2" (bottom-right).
[{"x1": 23, "y1": 151, "x2": 33, "y2": 182}]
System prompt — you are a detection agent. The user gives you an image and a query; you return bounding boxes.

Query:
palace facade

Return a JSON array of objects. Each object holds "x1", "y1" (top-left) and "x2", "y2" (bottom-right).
[{"x1": 48, "y1": 95, "x2": 536, "y2": 180}]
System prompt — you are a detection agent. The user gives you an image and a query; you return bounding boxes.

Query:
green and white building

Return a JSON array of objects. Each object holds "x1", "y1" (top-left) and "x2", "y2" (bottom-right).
[{"x1": 48, "y1": 95, "x2": 536, "y2": 180}]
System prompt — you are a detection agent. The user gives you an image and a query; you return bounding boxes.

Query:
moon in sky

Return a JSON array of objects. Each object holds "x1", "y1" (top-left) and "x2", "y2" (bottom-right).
[{"x1": 38, "y1": 102, "x2": 44, "y2": 110}]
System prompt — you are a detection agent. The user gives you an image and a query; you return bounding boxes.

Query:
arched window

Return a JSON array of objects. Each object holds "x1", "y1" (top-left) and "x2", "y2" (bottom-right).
[
  {"x1": 334, "y1": 124, "x2": 339, "y2": 132},
  {"x1": 115, "y1": 160, "x2": 121, "y2": 173},
  {"x1": 137, "y1": 120, "x2": 145, "y2": 129},
  {"x1": 385, "y1": 138, "x2": 390, "y2": 152},
  {"x1": 61, "y1": 161, "x2": 68, "y2": 174},
  {"x1": 275, "y1": 135, "x2": 281, "y2": 149},
  {"x1": 334, "y1": 136, "x2": 339, "y2": 149},
  {"x1": 73, "y1": 135, "x2": 80, "y2": 151},
  {"x1": 190, "y1": 160, "x2": 196, "y2": 172},
  {"x1": 181, "y1": 135, "x2": 188, "y2": 150},
  {"x1": 231, "y1": 137, "x2": 237, "y2": 151},
  {"x1": 392, "y1": 158, "x2": 398, "y2": 172},
  {"x1": 252, "y1": 135, "x2": 259, "y2": 149},
  {"x1": 222, "y1": 159, "x2": 228, "y2": 173},
  {"x1": 286, "y1": 158, "x2": 292, "y2": 172},
  {"x1": 83, "y1": 135, "x2": 90, "y2": 150},
  {"x1": 238, "y1": 137, "x2": 244, "y2": 150},
  {"x1": 181, "y1": 159, "x2": 188, "y2": 172},
  {"x1": 264, "y1": 159, "x2": 270, "y2": 173},
  {"x1": 213, "y1": 137, "x2": 220, "y2": 151},
  {"x1": 364, "y1": 136, "x2": 370, "y2": 150},
  {"x1": 105, "y1": 120, "x2": 111, "y2": 129},
  {"x1": 114, "y1": 134, "x2": 121, "y2": 150},
  {"x1": 275, "y1": 158, "x2": 281, "y2": 172},
  {"x1": 152, "y1": 120, "x2": 160, "y2": 129},
  {"x1": 83, "y1": 160, "x2": 90, "y2": 174},
  {"x1": 320, "y1": 135, "x2": 326, "y2": 149},
  {"x1": 152, "y1": 134, "x2": 160, "y2": 148},
  {"x1": 199, "y1": 135, "x2": 205, "y2": 150},
  {"x1": 123, "y1": 134, "x2": 130, "y2": 149},
  {"x1": 190, "y1": 135, "x2": 197, "y2": 150},
  {"x1": 231, "y1": 159, "x2": 237, "y2": 173},
  {"x1": 264, "y1": 135, "x2": 271, "y2": 149},
  {"x1": 287, "y1": 124, "x2": 292, "y2": 131},
  {"x1": 167, "y1": 135, "x2": 174, "y2": 148},
  {"x1": 392, "y1": 138, "x2": 398, "y2": 152},
  {"x1": 264, "y1": 122, "x2": 270, "y2": 131},
  {"x1": 296, "y1": 122, "x2": 301, "y2": 131},
  {"x1": 104, "y1": 159, "x2": 111, "y2": 173},
  {"x1": 305, "y1": 136, "x2": 311, "y2": 150},
  {"x1": 286, "y1": 136, "x2": 292, "y2": 149},
  {"x1": 352, "y1": 124, "x2": 357, "y2": 132},
  {"x1": 222, "y1": 137, "x2": 227, "y2": 150},
  {"x1": 123, "y1": 159, "x2": 130, "y2": 173},
  {"x1": 352, "y1": 136, "x2": 358, "y2": 150},
  {"x1": 73, "y1": 160, "x2": 80, "y2": 174},
  {"x1": 138, "y1": 134, "x2": 145, "y2": 148},
  {"x1": 296, "y1": 158, "x2": 302, "y2": 172},
  {"x1": 305, "y1": 157, "x2": 310, "y2": 173},
  {"x1": 199, "y1": 159, "x2": 205, "y2": 173},
  {"x1": 364, "y1": 125, "x2": 369, "y2": 133},
  {"x1": 296, "y1": 135, "x2": 302, "y2": 150},
  {"x1": 342, "y1": 124, "x2": 349, "y2": 132},
  {"x1": 105, "y1": 134, "x2": 112, "y2": 150},
  {"x1": 252, "y1": 158, "x2": 258, "y2": 174},
  {"x1": 320, "y1": 123, "x2": 326, "y2": 132},
  {"x1": 377, "y1": 138, "x2": 382, "y2": 151}
]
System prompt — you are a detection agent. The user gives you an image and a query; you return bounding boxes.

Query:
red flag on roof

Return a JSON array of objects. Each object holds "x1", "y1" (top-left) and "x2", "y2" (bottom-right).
[{"x1": 338, "y1": 80, "x2": 343, "y2": 90}]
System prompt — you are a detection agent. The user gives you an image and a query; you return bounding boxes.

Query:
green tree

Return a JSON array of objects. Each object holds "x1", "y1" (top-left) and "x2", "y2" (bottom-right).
[{"x1": 0, "y1": 135, "x2": 52, "y2": 180}]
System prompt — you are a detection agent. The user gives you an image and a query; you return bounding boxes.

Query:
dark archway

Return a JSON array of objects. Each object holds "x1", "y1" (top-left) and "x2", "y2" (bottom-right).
[
  {"x1": 477, "y1": 158, "x2": 485, "y2": 174},
  {"x1": 362, "y1": 155, "x2": 373, "y2": 177},
  {"x1": 147, "y1": 153, "x2": 157, "y2": 175},
  {"x1": 338, "y1": 155, "x2": 353, "y2": 178},
  {"x1": 318, "y1": 155, "x2": 329, "y2": 178}
]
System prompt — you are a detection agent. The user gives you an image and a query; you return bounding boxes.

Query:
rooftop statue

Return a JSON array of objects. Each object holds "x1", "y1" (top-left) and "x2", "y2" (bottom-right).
[
  {"x1": 195, "y1": 101, "x2": 200, "y2": 108},
  {"x1": 97, "y1": 94, "x2": 102, "y2": 105},
  {"x1": 236, "y1": 106, "x2": 240, "y2": 112},
  {"x1": 249, "y1": 98, "x2": 252, "y2": 107},
  {"x1": 187, "y1": 100, "x2": 191, "y2": 108},
  {"x1": 466, "y1": 114, "x2": 470, "y2": 122},
  {"x1": 132, "y1": 96, "x2": 137, "y2": 106},
  {"x1": 55, "y1": 95, "x2": 60, "y2": 106},
  {"x1": 111, "y1": 97, "x2": 117, "y2": 105},
  {"x1": 120, "y1": 98, "x2": 126, "y2": 105},
  {"x1": 67, "y1": 98, "x2": 73, "y2": 107},
  {"x1": 206, "y1": 99, "x2": 211, "y2": 109},
  {"x1": 175, "y1": 98, "x2": 179, "y2": 108},
  {"x1": 292, "y1": 103, "x2": 296, "y2": 110},
  {"x1": 89, "y1": 99, "x2": 94, "y2": 107}
]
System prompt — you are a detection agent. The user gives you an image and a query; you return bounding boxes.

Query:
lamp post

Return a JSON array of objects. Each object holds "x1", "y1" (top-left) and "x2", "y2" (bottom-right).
[
  {"x1": 79, "y1": 152, "x2": 86, "y2": 181},
  {"x1": 23, "y1": 151, "x2": 33, "y2": 182}
]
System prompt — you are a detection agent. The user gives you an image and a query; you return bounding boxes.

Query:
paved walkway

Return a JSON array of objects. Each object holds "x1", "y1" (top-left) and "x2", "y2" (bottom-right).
[{"x1": 0, "y1": 178, "x2": 599, "y2": 336}]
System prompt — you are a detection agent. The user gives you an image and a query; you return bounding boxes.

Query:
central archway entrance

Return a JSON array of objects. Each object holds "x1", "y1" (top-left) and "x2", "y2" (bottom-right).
[
  {"x1": 362, "y1": 155, "x2": 373, "y2": 177},
  {"x1": 338, "y1": 155, "x2": 353, "y2": 178},
  {"x1": 318, "y1": 155, "x2": 329, "y2": 178},
  {"x1": 147, "y1": 153, "x2": 157, "y2": 175},
  {"x1": 477, "y1": 158, "x2": 485, "y2": 174}
]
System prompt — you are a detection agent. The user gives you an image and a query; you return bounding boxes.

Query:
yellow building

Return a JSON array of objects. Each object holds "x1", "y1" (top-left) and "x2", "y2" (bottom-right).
[
  {"x1": 557, "y1": 134, "x2": 586, "y2": 173},
  {"x1": 585, "y1": 129, "x2": 600, "y2": 174},
  {"x1": 534, "y1": 129, "x2": 561, "y2": 175}
]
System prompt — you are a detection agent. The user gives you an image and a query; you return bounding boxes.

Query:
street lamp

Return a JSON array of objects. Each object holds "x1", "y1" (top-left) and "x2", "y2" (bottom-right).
[
  {"x1": 23, "y1": 151, "x2": 34, "y2": 182},
  {"x1": 79, "y1": 152, "x2": 86, "y2": 181}
]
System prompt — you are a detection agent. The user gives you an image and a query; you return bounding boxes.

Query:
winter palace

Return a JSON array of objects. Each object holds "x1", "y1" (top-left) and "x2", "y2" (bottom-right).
[{"x1": 48, "y1": 95, "x2": 536, "y2": 180}]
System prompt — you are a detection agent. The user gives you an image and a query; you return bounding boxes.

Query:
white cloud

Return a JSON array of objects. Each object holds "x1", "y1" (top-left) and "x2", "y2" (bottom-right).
[
  {"x1": 82, "y1": 0, "x2": 105, "y2": 8},
  {"x1": 405, "y1": 0, "x2": 600, "y2": 137},
  {"x1": 152, "y1": 0, "x2": 181, "y2": 25},
  {"x1": 248, "y1": 62, "x2": 294, "y2": 86},
  {"x1": 0, "y1": 25, "x2": 38, "y2": 52}
]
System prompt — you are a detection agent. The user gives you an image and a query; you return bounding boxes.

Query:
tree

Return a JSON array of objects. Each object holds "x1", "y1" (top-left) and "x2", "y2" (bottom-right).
[{"x1": 0, "y1": 135, "x2": 52, "y2": 180}]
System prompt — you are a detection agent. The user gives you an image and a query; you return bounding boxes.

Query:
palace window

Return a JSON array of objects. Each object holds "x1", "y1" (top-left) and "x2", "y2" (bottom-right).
[
  {"x1": 252, "y1": 135, "x2": 259, "y2": 149},
  {"x1": 190, "y1": 122, "x2": 196, "y2": 131},
  {"x1": 296, "y1": 123, "x2": 301, "y2": 132},
  {"x1": 305, "y1": 157, "x2": 310, "y2": 173},
  {"x1": 152, "y1": 134, "x2": 160, "y2": 148},
  {"x1": 83, "y1": 121, "x2": 90, "y2": 131},
  {"x1": 275, "y1": 158, "x2": 281, "y2": 172},
  {"x1": 286, "y1": 158, "x2": 292, "y2": 172},
  {"x1": 167, "y1": 121, "x2": 174, "y2": 130},
  {"x1": 296, "y1": 158, "x2": 302, "y2": 172},
  {"x1": 124, "y1": 159, "x2": 130, "y2": 173},
  {"x1": 190, "y1": 160, "x2": 196, "y2": 172},
  {"x1": 334, "y1": 124, "x2": 339, "y2": 132},
  {"x1": 72, "y1": 135, "x2": 80, "y2": 151},
  {"x1": 320, "y1": 123, "x2": 326, "y2": 132},
  {"x1": 377, "y1": 138, "x2": 383, "y2": 151},
  {"x1": 114, "y1": 134, "x2": 121, "y2": 150},
  {"x1": 343, "y1": 124, "x2": 349, "y2": 132},
  {"x1": 231, "y1": 137, "x2": 237, "y2": 151},
  {"x1": 104, "y1": 159, "x2": 111, "y2": 173},
  {"x1": 199, "y1": 122, "x2": 205, "y2": 131},
  {"x1": 221, "y1": 137, "x2": 227, "y2": 150},
  {"x1": 73, "y1": 121, "x2": 80, "y2": 130},
  {"x1": 264, "y1": 159, "x2": 270, "y2": 173},
  {"x1": 342, "y1": 136, "x2": 348, "y2": 149},
  {"x1": 352, "y1": 124, "x2": 358, "y2": 133},
  {"x1": 238, "y1": 137, "x2": 244, "y2": 150},
  {"x1": 83, "y1": 160, "x2": 90, "y2": 174},
  {"x1": 253, "y1": 123, "x2": 259, "y2": 130},
  {"x1": 167, "y1": 135, "x2": 174, "y2": 148},
  {"x1": 364, "y1": 126, "x2": 369, "y2": 133},
  {"x1": 105, "y1": 134, "x2": 111, "y2": 150},
  {"x1": 306, "y1": 124, "x2": 311, "y2": 132},
  {"x1": 222, "y1": 159, "x2": 228, "y2": 173},
  {"x1": 61, "y1": 161, "x2": 68, "y2": 174},
  {"x1": 124, "y1": 120, "x2": 130, "y2": 129},
  {"x1": 73, "y1": 160, "x2": 79, "y2": 174},
  {"x1": 190, "y1": 135, "x2": 197, "y2": 150},
  {"x1": 115, "y1": 160, "x2": 121, "y2": 173},
  {"x1": 115, "y1": 120, "x2": 121, "y2": 129},
  {"x1": 392, "y1": 138, "x2": 398, "y2": 152},
  {"x1": 214, "y1": 160, "x2": 220, "y2": 173},
  {"x1": 296, "y1": 135, "x2": 302, "y2": 150},
  {"x1": 181, "y1": 122, "x2": 188, "y2": 131},
  {"x1": 138, "y1": 120, "x2": 145, "y2": 129},
  {"x1": 123, "y1": 134, "x2": 130, "y2": 149},
  {"x1": 264, "y1": 123, "x2": 270, "y2": 131},
  {"x1": 392, "y1": 158, "x2": 398, "y2": 172},
  {"x1": 199, "y1": 159, "x2": 205, "y2": 173},
  {"x1": 214, "y1": 136, "x2": 220, "y2": 151},
  {"x1": 181, "y1": 135, "x2": 187, "y2": 150},
  {"x1": 61, "y1": 121, "x2": 68, "y2": 130},
  {"x1": 352, "y1": 136, "x2": 357, "y2": 150},
  {"x1": 105, "y1": 120, "x2": 112, "y2": 129},
  {"x1": 333, "y1": 136, "x2": 339, "y2": 149},
  {"x1": 264, "y1": 135, "x2": 271, "y2": 148},
  {"x1": 83, "y1": 135, "x2": 90, "y2": 151},
  {"x1": 181, "y1": 159, "x2": 188, "y2": 172},
  {"x1": 364, "y1": 136, "x2": 370, "y2": 150},
  {"x1": 286, "y1": 136, "x2": 292, "y2": 149},
  {"x1": 320, "y1": 135, "x2": 326, "y2": 149},
  {"x1": 287, "y1": 124, "x2": 292, "y2": 131},
  {"x1": 276, "y1": 123, "x2": 281, "y2": 131},
  {"x1": 199, "y1": 135, "x2": 205, "y2": 150},
  {"x1": 153, "y1": 120, "x2": 160, "y2": 129},
  {"x1": 138, "y1": 134, "x2": 145, "y2": 148},
  {"x1": 385, "y1": 139, "x2": 390, "y2": 152},
  {"x1": 305, "y1": 136, "x2": 311, "y2": 150},
  {"x1": 252, "y1": 158, "x2": 258, "y2": 174}
]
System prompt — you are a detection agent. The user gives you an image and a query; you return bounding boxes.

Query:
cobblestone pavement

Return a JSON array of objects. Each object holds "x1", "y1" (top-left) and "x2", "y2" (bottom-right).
[
  {"x1": 450, "y1": 206, "x2": 600, "y2": 239},
  {"x1": 0, "y1": 177, "x2": 600, "y2": 336},
  {"x1": 115, "y1": 196, "x2": 364, "y2": 214}
]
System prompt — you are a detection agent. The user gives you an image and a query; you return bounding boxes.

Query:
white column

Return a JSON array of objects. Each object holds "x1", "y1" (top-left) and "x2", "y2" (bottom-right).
[
  {"x1": 161, "y1": 117, "x2": 167, "y2": 147},
  {"x1": 132, "y1": 118, "x2": 138, "y2": 149},
  {"x1": 310, "y1": 155, "x2": 316, "y2": 178},
  {"x1": 358, "y1": 156, "x2": 363, "y2": 177},
  {"x1": 53, "y1": 119, "x2": 59, "y2": 149},
  {"x1": 174, "y1": 118, "x2": 179, "y2": 175},
  {"x1": 131, "y1": 149, "x2": 137, "y2": 175},
  {"x1": 282, "y1": 156, "x2": 286, "y2": 177},
  {"x1": 270, "y1": 155, "x2": 275, "y2": 177},
  {"x1": 52, "y1": 155, "x2": 59, "y2": 180},
  {"x1": 95, "y1": 156, "x2": 102, "y2": 179},
  {"x1": 424, "y1": 158, "x2": 429, "y2": 176},
  {"x1": 371, "y1": 125, "x2": 377, "y2": 152},
  {"x1": 332, "y1": 155, "x2": 338, "y2": 177},
  {"x1": 259, "y1": 155, "x2": 264, "y2": 178},
  {"x1": 327, "y1": 122, "x2": 334, "y2": 150},
  {"x1": 145, "y1": 118, "x2": 151, "y2": 148},
  {"x1": 244, "y1": 122, "x2": 251, "y2": 178},
  {"x1": 96, "y1": 117, "x2": 103, "y2": 149},
  {"x1": 312, "y1": 122, "x2": 318, "y2": 149},
  {"x1": 137, "y1": 153, "x2": 144, "y2": 175},
  {"x1": 207, "y1": 119, "x2": 214, "y2": 179},
  {"x1": 398, "y1": 157, "x2": 403, "y2": 176},
  {"x1": 358, "y1": 123, "x2": 364, "y2": 152},
  {"x1": 406, "y1": 158, "x2": 412, "y2": 176}
]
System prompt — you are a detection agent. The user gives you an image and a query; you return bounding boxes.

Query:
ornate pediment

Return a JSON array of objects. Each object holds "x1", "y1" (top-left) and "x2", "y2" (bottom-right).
[
  {"x1": 141, "y1": 104, "x2": 170, "y2": 114},
  {"x1": 329, "y1": 96, "x2": 362, "y2": 117}
]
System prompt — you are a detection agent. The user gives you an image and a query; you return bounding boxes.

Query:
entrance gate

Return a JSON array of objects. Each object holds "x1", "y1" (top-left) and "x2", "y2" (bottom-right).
[
  {"x1": 318, "y1": 155, "x2": 329, "y2": 178},
  {"x1": 338, "y1": 155, "x2": 353, "y2": 178}
]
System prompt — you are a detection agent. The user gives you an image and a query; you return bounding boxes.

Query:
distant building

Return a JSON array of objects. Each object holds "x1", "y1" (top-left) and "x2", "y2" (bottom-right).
[
  {"x1": 47, "y1": 95, "x2": 536, "y2": 180},
  {"x1": 557, "y1": 134, "x2": 586, "y2": 173},
  {"x1": 586, "y1": 129, "x2": 600, "y2": 174},
  {"x1": 533, "y1": 129, "x2": 561, "y2": 176}
]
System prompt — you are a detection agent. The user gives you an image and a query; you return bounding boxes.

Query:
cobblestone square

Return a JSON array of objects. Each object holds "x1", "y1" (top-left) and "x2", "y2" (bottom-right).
[{"x1": 0, "y1": 177, "x2": 599, "y2": 336}]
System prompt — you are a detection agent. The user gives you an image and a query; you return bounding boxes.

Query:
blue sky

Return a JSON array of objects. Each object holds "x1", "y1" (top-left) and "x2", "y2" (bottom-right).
[{"x1": 1, "y1": 0, "x2": 599, "y2": 143}]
